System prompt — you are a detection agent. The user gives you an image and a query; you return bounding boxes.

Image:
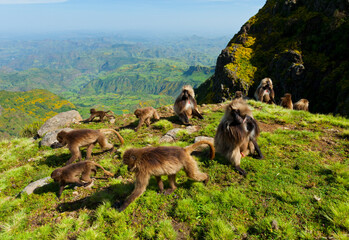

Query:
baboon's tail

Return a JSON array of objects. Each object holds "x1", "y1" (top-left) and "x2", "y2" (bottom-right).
[
  {"x1": 184, "y1": 140, "x2": 215, "y2": 159},
  {"x1": 93, "y1": 162, "x2": 114, "y2": 177},
  {"x1": 99, "y1": 129, "x2": 125, "y2": 145}
]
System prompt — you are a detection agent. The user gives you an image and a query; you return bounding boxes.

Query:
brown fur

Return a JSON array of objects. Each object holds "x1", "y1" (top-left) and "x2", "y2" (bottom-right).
[
  {"x1": 280, "y1": 93, "x2": 293, "y2": 109},
  {"x1": 174, "y1": 85, "x2": 203, "y2": 125},
  {"x1": 81, "y1": 108, "x2": 114, "y2": 123},
  {"x1": 118, "y1": 140, "x2": 215, "y2": 211},
  {"x1": 134, "y1": 107, "x2": 160, "y2": 132},
  {"x1": 214, "y1": 98, "x2": 263, "y2": 176},
  {"x1": 51, "y1": 160, "x2": 114, "y2": 199},
  {"x1": 233, "y1": 91, "x2": 243, "y2": 100},
  {"x1": 293, "y1": 99, "x2": 309, "y2": 111},
  {"x1": 56, "y1": 128, "x2": 124, "y2": 165},
  {"x1": 254, "y1": 78, "x2": 275, "y2": 104}
]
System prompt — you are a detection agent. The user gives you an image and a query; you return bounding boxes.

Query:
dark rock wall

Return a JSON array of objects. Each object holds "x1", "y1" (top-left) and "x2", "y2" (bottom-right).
[{"x1": 196, "y1": 0, "x2": 349, "y2": 116}]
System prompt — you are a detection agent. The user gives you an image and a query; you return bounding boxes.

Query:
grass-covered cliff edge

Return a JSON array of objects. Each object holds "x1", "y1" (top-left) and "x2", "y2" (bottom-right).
[
  {"x1": 196, "y1": 0, "x2": 349, "y2": 116},
  {"x1": 0, "y1": 101, "x2": 348, "y2": 239}
]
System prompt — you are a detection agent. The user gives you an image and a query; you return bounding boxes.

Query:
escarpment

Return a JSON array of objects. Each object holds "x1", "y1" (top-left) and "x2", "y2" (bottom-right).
[{"x1": 196, "y1": 0, "x2": 349, "y2": 116}]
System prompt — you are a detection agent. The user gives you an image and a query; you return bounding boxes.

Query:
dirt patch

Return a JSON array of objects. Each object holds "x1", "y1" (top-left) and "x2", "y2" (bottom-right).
[{"x1": 258, "y1": 121, "x2": 292, "y2": 132}]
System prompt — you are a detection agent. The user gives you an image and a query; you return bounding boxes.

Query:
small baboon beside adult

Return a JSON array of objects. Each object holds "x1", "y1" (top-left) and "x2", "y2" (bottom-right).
[
  {"x1": 280, "y1": 93, "x2": 293, "y2": 109},
  {"x1": 293, "y1": 99, "x2": 309, "y2": 111},
  {"x1": 51, "y1": 160, "x2": 114, "y2": 199},
  {"x1": 117, "y1": 140, "x2": 215, "y2": 211},
  {"x1": 134, "y1": 107, "x2": 160, "y2": 132},
  {"x1": 174, "y1": 85, "x2": 203, "y2": 125},
  {"x1": 233, "y1": 91, "x2": 243, "y2": 100},
  {"x1": 254, "y1": 78, "x2": 275, "y2": 104},
  {"x1": 81, "y1": 108, "x2": 114, "y2": 123},
  {"x1": 56, "y1": 128, "x2": 124, "y2": 165},
  {"x1": 214, "y1": 98, "x2": 263, "y2": 176}
]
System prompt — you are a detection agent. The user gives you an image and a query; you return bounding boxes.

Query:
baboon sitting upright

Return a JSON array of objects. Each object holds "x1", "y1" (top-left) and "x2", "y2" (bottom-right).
[
  {"x1": 233, "y1": 91, "x2": 243, "y2": 100},
  {"x1": 214, "y1": 98, "x2": 263, "y2": 176},
  {"x1": 134, "y1": 107, "x2": 160, "y2": 132},
  {"x1": 280, "y1": 93, "x2": 293, "y2": 109},
  {"x1": 254, "y1": 78, "x2": 275, "y2": 104},
  {"x1": 174, "y1": 85, "x2": 203, "y2": 125}
]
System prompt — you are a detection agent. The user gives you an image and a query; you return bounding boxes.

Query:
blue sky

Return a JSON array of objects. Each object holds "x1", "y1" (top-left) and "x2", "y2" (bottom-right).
[{"x1": 0, "y1": 0, "x2": 266, "y2": 37}]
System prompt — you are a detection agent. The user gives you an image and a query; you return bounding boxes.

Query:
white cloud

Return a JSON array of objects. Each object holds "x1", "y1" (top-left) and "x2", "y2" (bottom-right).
[{"x1": 0, "y1": 0, "x2": 67, "y2": 4}]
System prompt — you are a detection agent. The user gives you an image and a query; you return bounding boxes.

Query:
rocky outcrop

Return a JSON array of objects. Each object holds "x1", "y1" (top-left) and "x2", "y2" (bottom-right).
[
  {"x1": 39, "y1": 128, "x2": 73, "y2": 147},
  {"x1": 196, "y1": 0, "x2": 349, "y2": 116},
  {"x1": 37, "y1": 110, "x2": 82, "y2": 137},
  {"x1": 159, "y1": 126, "x2": 200, "y2": 143},
  {"x1": 19, "y1": 177, "x2": 51, "y2": 196}
]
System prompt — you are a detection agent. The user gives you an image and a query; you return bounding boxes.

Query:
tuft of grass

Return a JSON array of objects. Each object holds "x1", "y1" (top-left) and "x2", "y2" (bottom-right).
[
  {"x1": 152, "y1": 119, "x2": 173, "y2": 133},
  {"x1": 322, "y1": 201, "x2": 349, "y2": 231},
  {"x1": 20, "y1": 121, "x2": 43, "y2": 138}
]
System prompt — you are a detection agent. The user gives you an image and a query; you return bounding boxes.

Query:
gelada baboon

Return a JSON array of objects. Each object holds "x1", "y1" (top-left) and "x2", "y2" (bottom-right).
[
  {"x1": 174, "y1": 85, "x2": 203, "y2": 125},
  {"x1": 51, "y1": 160, "x2": 114, "y2": 199},
  {"x1": 280, "y1": 93, "x2": 293, "y2": 109},
  {"x1": 233, "y1": 91, "x2": 243, "y2": 100},
  {"x1": 214, "y1": 98, "x2": 263, "y2": 176},
  {"x1": 118, "y1": 140, "x2": 215, "y2": 211},
  {"x1": 254, "y1": 78, "x2": 275, "y2": 104},
  {"x1": 293, "y1": 99, "x2": 309, "y2": 111},
  {"x1": 81, "y1": 108, "x2": 114, "y2": 123},
  {"x1": 56, "y1": 128, "x2": 124, "y2": 165},
  {"x1": 134, "y1": 107, "x2": 160, "y2": 132}
]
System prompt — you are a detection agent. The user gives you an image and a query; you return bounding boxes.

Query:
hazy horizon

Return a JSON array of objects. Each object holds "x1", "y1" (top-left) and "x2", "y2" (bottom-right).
[{"x1": 0, "y1": 0, "x2": 266, "y2": 39}]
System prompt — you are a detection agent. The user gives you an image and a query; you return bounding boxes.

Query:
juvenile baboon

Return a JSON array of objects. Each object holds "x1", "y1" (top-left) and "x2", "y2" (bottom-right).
[
  {"x1": 134, "y1": 107, "x2": 160, "y2": 132},
  {"x1": 280, "y1": 93, "x2": 293, "y2": 109},
  {"x1": 56, "y1": 128, "x2": 124, "y2": 165},
  {"x1": 293, "y1": 99, "x2": 309, "y2": 111},
  {"x1": 81, "y1": 108, "x2": 114, "y2": 123},
  {"x1": 214, "y1": 98, "x2": 263, "y2": 176},
  {"x1": 254, "y1": 78, "x2": 275, "y2": 104},
  {"x1": 51, "y1": 160, "x2": 114, "y2": 199},
  {"x1": 174, "y1": 85, "x2": 203, "y2": 125},
  {"x1": 233, "y1": 91, "x2": 243, "y2": 100},
  {"x1": 118, "y1": 140, "x2": 215, "y2": 211}
]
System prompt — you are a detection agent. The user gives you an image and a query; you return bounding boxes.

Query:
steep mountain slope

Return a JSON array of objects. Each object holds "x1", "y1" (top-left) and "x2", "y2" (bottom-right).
[
  {"x1": 0, "y1": 89, "x2": 76, "y2": 139},
  {"x1": 196, "y1": 0, "x2": 349, "y2": 116}
]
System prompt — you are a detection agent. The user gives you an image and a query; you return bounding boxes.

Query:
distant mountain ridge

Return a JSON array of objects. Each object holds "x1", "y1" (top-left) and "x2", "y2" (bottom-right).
[
  {"x1": 80, "y1": 60, "x2": 214, "y2": 97},
  {"x1": 196, "y1": 0, "x2": 349, "y2": 116}
]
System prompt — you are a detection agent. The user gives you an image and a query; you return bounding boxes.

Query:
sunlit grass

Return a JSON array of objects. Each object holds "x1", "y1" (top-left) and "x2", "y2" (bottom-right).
[{"x1": 0, "y1": 100, "x2": 348, "y2": 239}]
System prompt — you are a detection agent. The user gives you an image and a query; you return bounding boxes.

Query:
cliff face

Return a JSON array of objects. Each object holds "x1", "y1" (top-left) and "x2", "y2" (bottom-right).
[{"x1": 196, "y1": 0, "x2": 349, "y2": 116}]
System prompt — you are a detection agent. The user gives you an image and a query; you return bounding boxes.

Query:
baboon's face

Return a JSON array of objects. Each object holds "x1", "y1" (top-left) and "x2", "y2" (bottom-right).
[
  {"x1": 56, "y1": 133, "x2": 63, "y2": 143},
  {"x1": 123, "y1": 150, "x2": 137, "y2": 172},
  {"x1": 181, "y1": 90, "x2": 189, "y2": 100},
  {"x1": 90, "y1": 108, "x2": 96, "y2": 114},
  {"x1": 51, "y1": 170, "x2": 60, "y2": 182},
  {"x1": 56, "y1": 131, "x2": 67, "y2": 144},
  {"x1": 134, "y1": 109, "x2": 141, "y2": 117}
]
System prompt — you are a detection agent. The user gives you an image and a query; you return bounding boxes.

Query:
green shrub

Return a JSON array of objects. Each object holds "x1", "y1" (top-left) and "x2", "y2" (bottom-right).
[{"x1": 20, "y1": 121, "x2": 43, "y2": 138}]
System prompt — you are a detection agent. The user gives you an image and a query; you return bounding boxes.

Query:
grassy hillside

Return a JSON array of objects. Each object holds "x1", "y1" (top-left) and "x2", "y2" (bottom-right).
[
  {"x1": 0, "y1": 89, "x2": 76, "y2": 139},
  {"x1": 0, "y1": 101, "x2": 348, "y2": 239}
]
